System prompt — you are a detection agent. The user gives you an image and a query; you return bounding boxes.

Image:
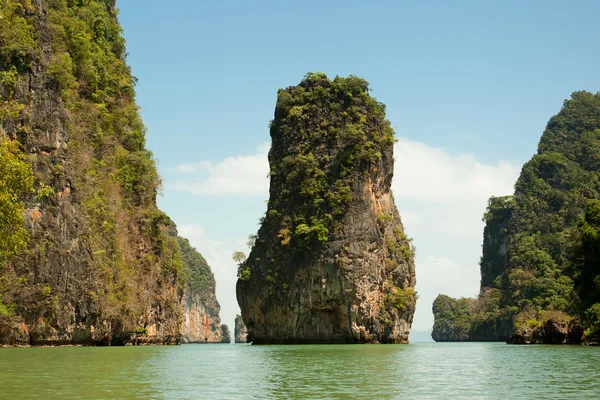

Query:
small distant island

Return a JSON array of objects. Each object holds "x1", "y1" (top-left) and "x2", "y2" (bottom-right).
[
  {"x1": 236, "y1": 73, "x2": 416, "y2": 344},
  {"x1": 433, "y1": 92, "x2": 600, "y2": 345}
]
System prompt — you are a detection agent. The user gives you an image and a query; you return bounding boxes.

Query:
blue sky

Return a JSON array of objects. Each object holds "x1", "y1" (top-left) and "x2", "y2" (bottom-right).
[{"x1": 118, "y1": 0, "x2": 600, "y2": 333}]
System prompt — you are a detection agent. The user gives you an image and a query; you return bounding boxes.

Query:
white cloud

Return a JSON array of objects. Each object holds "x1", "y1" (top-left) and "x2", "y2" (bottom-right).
[
  {"x1": 172, "y1": 138, "x2": 521, "y2": 333},
  {"x1": 170, "y1": 143, "x2": 270, "y2": 195},
  {"x1": 393, "y1": 138, "x2": 520, "y2": 330},
  {"x1": 394, "y1": 138, "x2": 518, "y2": 205}
]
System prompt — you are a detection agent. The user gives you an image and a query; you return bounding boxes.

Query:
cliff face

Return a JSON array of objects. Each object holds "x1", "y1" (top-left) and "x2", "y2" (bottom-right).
[
  {"x1": 432, "y1": 91, "x2": 600, "y2": 344},
  {"x1": 177, "y1": 234, "x2": 229, "y2": 343},
  {"x1": 479, "y1": 196, "x2": 514, "y2": 289},
  {"x1": 234, "y1": 314, "x2": 247, "y2": 343},
  {"x1": 236, "y1": 73, "x2": 416, "y2": 344},
  {"x1": 0, "y1": 0, "x2": 225, "y2": 346}
]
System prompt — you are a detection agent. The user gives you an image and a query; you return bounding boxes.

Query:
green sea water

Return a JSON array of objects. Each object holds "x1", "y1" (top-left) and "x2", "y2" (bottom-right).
[{"x1": 1, "y1": 342, "x2": 599, "y2": 399}]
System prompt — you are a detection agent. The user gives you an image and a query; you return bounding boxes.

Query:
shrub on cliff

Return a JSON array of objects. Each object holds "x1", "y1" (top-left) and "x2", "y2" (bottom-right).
[{"x1": 0, "y1": 137, "x2": 33, "y2": 261}]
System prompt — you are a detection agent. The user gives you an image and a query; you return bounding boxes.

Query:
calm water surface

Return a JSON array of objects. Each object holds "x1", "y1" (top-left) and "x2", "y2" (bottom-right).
[{"x1": 1, "y1": 342, "x2": 599, "y2": 399}]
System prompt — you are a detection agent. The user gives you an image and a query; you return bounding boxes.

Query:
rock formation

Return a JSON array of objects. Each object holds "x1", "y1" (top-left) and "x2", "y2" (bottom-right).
[
  {"x1": 432, "y1": 91, "x2": 600, "y2": 344},
  {"x1": 235, "y1": 314, "x2": 248, "y2": 343},
  {"x1": 176, "y1": 234, "x2": 230, "y2": 344},
  {"x1": 236, "y1": 73, "x2": 416, "y2": 344},
  {"x1": 0, "y1": 0, "x2": 226, "y2": 346},
  {"x1": 220, "y1": 325, "x2": 231, "y2": 344}
]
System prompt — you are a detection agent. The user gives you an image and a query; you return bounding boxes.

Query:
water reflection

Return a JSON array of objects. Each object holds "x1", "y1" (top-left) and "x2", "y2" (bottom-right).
[
  {"x1": 1, "y1": 343, "x2": 600, "y2": 399},
  {"x1": 257, "y1": 345, "x2": 405, "y2": 399}
]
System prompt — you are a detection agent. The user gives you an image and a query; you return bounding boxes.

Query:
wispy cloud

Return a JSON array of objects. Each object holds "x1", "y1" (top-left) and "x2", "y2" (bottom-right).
[
  {"x1": 394, "y1": 138, "x2": 518, "y2": 205},
  {"x1": 170, "y1": 143, "x2": 270, "y2": 196}
]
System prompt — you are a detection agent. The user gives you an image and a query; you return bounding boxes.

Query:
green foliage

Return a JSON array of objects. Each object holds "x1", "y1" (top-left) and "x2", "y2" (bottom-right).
[
  {"x1": 134, "y1": 327, "x2": 148, "y2": 337},
  {"x1": 0, "y1": 294, "x2": 14, "y2": 317},
  {"x1": 266, "y1": 73, "x2": 396, "y2": 252},
  {"x1": 435, "y1": 91, "x2": 600, "y2": 341},
  {"x1": 480, "y1": 196, "x2": 514, "y2": 287},
  {"x1": 0, "y1": 100, "x2": 24, "y2": 122},
  {"x1": 0, "y1": 65, "x2": 25, "y2": 121},
  {"x1": 483, "y1": 196, "x2": 515, "y2": 225},
  {"x1": 233, "y1": 251, "x2": 250, "y2": 281},
  {"x1": 0, "y1": 0, "x2": 36, "y2": 67},
  {"x1": 305, "y1": 72, "x2": 327, "y2": 82},
  {"x1": 45, "y1": 0, "x2": 154, "y2": 208},
  {"x1": 0, "y1": 137, "x2": 34, "y2": 262},
  {"x1": 115, "y1": 148, "x2": 160, "y2": 207},
  {"x1": 432, "y1": 295, "x2": 476, "y2": 341},
  {"x1": 0, "y1": 0, "x2": 188, "y2": 336},
  {"x1": 393, "y1": 228, "x2": 414, "y2": 262},
  {"x1": 573, "y1": 200, "x2": 600, "y2": 319},
  {"x1": 238, "y1": 266, "x2": 251, "y2": 281},
  {"x1": 514, "y1": 309, "x2": 571, "y2": 330},
  {"x1": 232, "y1": 251, "x2": 246, "y2": 264},
  {"x1": 432, "y1": 288, "x2": 503, "y2": 341},
  {"x1": 294, "y1": 221, "x2": 329, "y2": 242},
  {"x1": 177, "y1": 236, "x2": 214, "y2": 295},
  {"x1": 246, "y1": 234, "x2": 257, "y2": 249},
  {"x1": 48, "y1": 52, "x2": 77, "y2": 94},
  {"x1": 583, "y1": 303, "x2": 600, "y2": 336},
  {"x1": 497, "y1": 92, "x2": 600, "y2": 320},
  {"x1": 36, "y1": 183, "x2": 55, "y2": 200},
  {"x1": 385, "y1": 286, "x2": 416, "y2": 313}
]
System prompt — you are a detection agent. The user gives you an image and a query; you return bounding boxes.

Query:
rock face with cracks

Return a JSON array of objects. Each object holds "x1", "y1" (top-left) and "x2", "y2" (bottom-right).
[
  {"x1": 0, "y1": 0, "x2": 227, "y2": 346},
  {"x1": 176, "y1": 233, "x2": 230, "y2": 344},
  {"x1": 236, "y1": 73, "x2": 416, "y2": 344}
]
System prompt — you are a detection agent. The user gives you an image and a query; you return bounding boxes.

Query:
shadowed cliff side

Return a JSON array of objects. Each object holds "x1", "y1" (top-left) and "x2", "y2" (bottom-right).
[
  {"x1": 236, "y1": 73, "x2": 416, "y2": 344},
  {"x1": 235, "y1": 314, "x2": 247, "y2": 343}
]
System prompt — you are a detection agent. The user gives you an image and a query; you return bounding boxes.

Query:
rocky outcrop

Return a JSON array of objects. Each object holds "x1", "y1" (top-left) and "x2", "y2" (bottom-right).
[
  {"x1": 235, "y1": 314, "x2": 248, "y2": 343},
  {"x1": 583, "y1": 332, "x2": 600, "y2": 346},
  {"x1": 507, "y1": 319, "x2": 583, "y2": 345},
  {"x1": 220, "y1": 325, "x2": 231, "y2": 343},
  {"x1": 170, "y1": 229, "x2": 229, "y2": 344},
  {"x1": 236, "y1": 73, "x2": 416, "y2": 344},
  {"x1": 180, "y1": 292, "x2": 229, "y2": 344},
  {"x1": 433, "y1": 91, "x2": 600, "y2": 344},
  {"x1": 0, "y1": 1, "x2": 213, "y2": 346},
  {"x1": 479, "y1": 196, "x2": 514, "y2": 288}
]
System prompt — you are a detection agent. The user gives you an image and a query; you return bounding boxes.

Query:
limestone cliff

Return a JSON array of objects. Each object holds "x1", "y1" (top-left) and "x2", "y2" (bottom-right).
[
  {"x1": 479, "y1": 196, "x2": 513, "y2": 289},
  {"x1": 432, "y1": 91, "x2": 600, "y2": 344},
  {"x1": 234, "y1": 314, "x2": 247, "y2": 343},
  {"x1": 236, "y1": 73, "x2": 416, "y2": 344},
  {"x1": 0, "y1": 0, "x2": 225, "y2": 346},
  {"x1": 177, "y1": 234, "x2": 230, "y2": 343}
]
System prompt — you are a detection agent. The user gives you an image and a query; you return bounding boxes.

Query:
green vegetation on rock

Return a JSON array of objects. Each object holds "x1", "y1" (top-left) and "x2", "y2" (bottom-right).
[
  {"x1": 0, "y1": 0, "x2": 224, "y2": 345},
  {"x1": 0, "y1": 137, "x2": 34, "y2": 262},
  {"x1": 178, "y1": 234, "x2": 216, "y2": 307},
  {"x1": 0, "y1": 0, "x2": 35, "y2": 69},
  {"x1": 267, "y1": 73, "x2": 395, "y2": 252},
  {"x1": 433, "y1": 91, "x2": 600, "y2": 344},
  {"x1": 237, "y1": 73, "x2": 415, "y2": 344}
]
